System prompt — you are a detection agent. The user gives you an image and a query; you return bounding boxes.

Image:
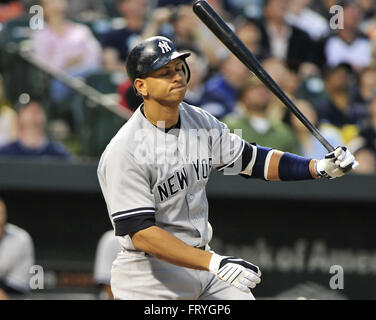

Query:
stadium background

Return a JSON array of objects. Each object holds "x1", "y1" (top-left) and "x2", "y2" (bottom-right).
[{"x1": 0, "y1": 0, "x2": 376, "y2": 300}]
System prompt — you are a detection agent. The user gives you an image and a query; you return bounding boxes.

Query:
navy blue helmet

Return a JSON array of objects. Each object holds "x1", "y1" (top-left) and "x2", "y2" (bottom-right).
[{"x1": 126, "y1": 36, "x2": 191, "y2": 85}]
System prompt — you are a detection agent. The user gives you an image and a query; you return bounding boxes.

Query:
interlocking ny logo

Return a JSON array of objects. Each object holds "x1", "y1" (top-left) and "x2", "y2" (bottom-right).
[{"x1": 158, "y1": 41, "x2": 172, "y2": 54}]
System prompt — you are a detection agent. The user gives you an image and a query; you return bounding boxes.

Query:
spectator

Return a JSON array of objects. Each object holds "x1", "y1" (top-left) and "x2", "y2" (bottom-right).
[
  {"x1": 261, "y1": 57, "x2": 299, "y2": 122},
  {"x1": 31, "y1": 0, "x2": 102, "y2": 103},
  {"x1": 319, "y1": 0, "x2": 372, "y2": 71},
  {"x1": 360, "y1": 7, "x2": 376, "y2": 41},
  {"x1": 0, "y1": 105, "x2": 18, "y2": 148},
  {"x1": 319, "y1": 63, "x2": 367, "y2": 133},
  {"x1": 142, "y1": 5, "x2": 202, "y2": 54},
  {"x1": 288, "y1": 99, "x2": 344, "y2": 159},
  {"x1": 101, "y1": 0, "x2": 148, "y2": 71},
  {"x1": 352, "y1": 147, "x2": 376, "y2": 174},
  {"x1": 354, "y1": 66, "x2": 376, "y2": 107},
  {"x1": 65, "y1": 0, "x2": 108, "y2": 22},
  {"x1": 169, "y1": 5, "x2": 202, "y2": 53},
  {"x1": 195, "y1": 0, "x2": 232, "y2": 69},
  {"x1": 357, "y1": 0, "x2": 376, "y2": 20},
  {"x1": 0, "y1": 97, "x2": 71, "y2": 159},
  {"x1": 223, "y1": 0, "x2": 264, "y2": 19},
  {"x1": 142, "y1": 3, "x2": 228, "y2": 70},
  {"x1": 184, "y1": 52, "x2": 209, "y2": 107},
  {"x1": 201, "y1": 54, "x2": 250, "y2": 119},
  {"x1": 236, "y1": 19, "x2": 269, "y2": 61},
  {"x1": 93, "y1": 230, "x2": 122, "y2": 300},
  {"x1": 0, "y1": 74, "x2": 18, "y2": 147},
  {"x1": 286, "y1": 0, "x2": 330, "y2": 41},
  {"x1": 309, "y1": 0, "x2": 338, "y2": 22},
  {"x1": 23, "y1": 0, "x2": 108, "y2": 20},
  {"x1": 0, "y1": 198, "x2": 35, "y2": 300},
  {"x1": 355, "y1": 98, "x2": 376, "y2": 156},
  {"x1": 372, "y1": 37, "x2": 376, "y2": 66},
  {"x1": 223, "y1": 77, "x2": 300, "y2": 154},
  {"x1": 256, "y1": 0, "x2": 316, "y2": 71}
]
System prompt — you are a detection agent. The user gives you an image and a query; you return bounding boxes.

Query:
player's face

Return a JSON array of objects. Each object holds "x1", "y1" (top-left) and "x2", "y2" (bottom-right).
[{"x1": 140, "y1": 59, "x2": 188, "y2": 106}]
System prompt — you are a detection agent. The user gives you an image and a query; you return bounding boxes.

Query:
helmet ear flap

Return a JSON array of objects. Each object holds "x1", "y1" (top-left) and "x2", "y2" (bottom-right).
[{"x1": 182, "y1": 59, "x2": 191, "y2": 83}]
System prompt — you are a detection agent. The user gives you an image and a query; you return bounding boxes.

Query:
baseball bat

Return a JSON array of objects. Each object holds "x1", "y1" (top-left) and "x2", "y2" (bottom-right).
[{"x1": 192, "y1": 0, "x2": 335, "y2": 152}]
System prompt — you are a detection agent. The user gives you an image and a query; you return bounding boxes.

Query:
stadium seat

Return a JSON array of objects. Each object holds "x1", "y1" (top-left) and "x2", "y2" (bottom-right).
[
  {"x1": 84, "y1": 71, "x2": 126, "y2": 94},
  {"x1": 0, "y1": 14, "x2": 32, "y2": 45}
]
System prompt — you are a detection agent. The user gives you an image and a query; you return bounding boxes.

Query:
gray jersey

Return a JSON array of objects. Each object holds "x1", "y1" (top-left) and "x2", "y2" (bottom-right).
[
  {"x1": 97, "y1": 102, "x2": 246, "y2": 250},
  {"x1": 0, "y1": 223, "x2": 35, "y2": 292},
  {"x1": 93, "y1": 230, "x2": 122, "y2": 285}
]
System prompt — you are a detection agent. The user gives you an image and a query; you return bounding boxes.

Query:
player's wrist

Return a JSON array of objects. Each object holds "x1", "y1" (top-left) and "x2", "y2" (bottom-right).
[
  {"x1": 310, "y1": 159, "x2": 320, "y2": 179},
  {"x1": 208, "y1": 252, "x2": 223, "y2": 274}
]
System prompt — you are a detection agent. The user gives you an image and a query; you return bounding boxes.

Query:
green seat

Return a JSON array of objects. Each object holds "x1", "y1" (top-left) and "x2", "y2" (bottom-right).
[
  {"x1": 0, "y1": 15, "x2": 32, "y2": 45},
  {"x1": 85, "y1": 71, "x2": 126, "y2": 94}
]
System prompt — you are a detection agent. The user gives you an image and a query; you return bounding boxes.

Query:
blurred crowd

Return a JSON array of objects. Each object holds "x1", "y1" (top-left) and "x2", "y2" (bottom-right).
[
  {"x1": 1, "y1": 0, "x2": 376, "y2": 300},
  {"x1": 0, "y1": 0, "x2": 375, "y2": 173}
]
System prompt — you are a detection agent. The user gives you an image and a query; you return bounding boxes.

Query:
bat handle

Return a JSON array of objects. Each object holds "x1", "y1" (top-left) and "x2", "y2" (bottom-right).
[
  {"x1": 306, "y1": 123, "x2": 335, "y2": 153},
  {"x1": 289, "y1": 104, "x2": 335, "y2": 152}
]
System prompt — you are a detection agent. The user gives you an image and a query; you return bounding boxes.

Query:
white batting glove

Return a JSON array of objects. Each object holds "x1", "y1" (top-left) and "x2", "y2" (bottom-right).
[
  {"x1": 316, "y1": 146, "x2": 359, "y2": 179},
  {"x1": 209, "y1": 253, "x2": 261, "y2": 293}
]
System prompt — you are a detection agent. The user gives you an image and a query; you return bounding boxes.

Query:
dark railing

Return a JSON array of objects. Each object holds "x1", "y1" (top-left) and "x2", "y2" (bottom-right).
[{"x1": 0, "y1": 24, "x2": 132, "y2": 157}]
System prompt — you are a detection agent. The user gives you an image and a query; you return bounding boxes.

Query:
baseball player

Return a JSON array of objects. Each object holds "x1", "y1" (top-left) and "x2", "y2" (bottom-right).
[{"x1": 97, "y1": 36, "x2": 358, "y2": 300}]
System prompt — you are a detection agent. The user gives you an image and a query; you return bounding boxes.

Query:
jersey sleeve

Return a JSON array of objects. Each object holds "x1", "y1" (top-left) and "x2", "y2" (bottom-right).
[
  {"x1": 210, "y1": 117, "x2": 252, "y2": 175},
  {"x1": 99, "y1": 148, "x2": 156, "y2": 236}
]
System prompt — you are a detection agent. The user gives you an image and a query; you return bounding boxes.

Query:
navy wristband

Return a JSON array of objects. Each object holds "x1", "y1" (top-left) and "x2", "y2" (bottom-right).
[
  {"x1": 278, "y1": 152, "x2": 313, "y2": 181},
  {"x1": 252, "y1": 144, "x2": 272, "y2": 179}
]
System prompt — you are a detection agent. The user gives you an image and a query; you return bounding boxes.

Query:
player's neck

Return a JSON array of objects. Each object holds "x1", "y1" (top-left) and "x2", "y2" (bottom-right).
[{"x1": 143, "y1": 102, "x2": 180, "y2": 129}]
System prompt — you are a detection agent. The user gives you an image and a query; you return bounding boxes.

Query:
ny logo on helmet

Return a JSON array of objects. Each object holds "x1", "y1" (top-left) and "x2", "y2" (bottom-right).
[{"x1": 158, "y1": 41, "x2": 172, "y2": 54}]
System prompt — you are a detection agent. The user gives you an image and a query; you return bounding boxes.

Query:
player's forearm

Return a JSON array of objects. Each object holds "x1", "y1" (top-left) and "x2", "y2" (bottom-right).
[{"x1": 130, "y1": 226, "x2": 212, "y2": 271}]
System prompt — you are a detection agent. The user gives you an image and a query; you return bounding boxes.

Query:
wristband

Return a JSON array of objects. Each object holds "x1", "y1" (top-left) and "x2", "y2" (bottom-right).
[{"x1": 278, "y1": 153, "x2": 313, "y2": 181}]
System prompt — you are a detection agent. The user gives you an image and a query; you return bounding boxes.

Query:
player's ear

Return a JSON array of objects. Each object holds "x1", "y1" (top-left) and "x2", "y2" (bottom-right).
[{"x1": 134, "y1": 78, "x2": 147, "y2": 97}]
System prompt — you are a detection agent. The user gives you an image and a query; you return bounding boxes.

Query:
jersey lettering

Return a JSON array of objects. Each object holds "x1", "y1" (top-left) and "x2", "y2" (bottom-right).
[
  {"x1": 192, "y1": 158, "x2": 213, "y2": 181},
  {"x1": 167, "y1": 175, "x2": 179, "y2": 196},
  {"x1": 176, "y1": 167, "x2": 188, "y2": 190},
  {"x1": 157, "y1": 167, "x2": 189, "y2": 202}
]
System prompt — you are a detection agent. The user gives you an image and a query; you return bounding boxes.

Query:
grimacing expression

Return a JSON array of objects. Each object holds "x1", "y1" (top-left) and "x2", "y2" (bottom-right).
[{"x1": 135, "y1": 59, "x2": 188, "y2": 105}]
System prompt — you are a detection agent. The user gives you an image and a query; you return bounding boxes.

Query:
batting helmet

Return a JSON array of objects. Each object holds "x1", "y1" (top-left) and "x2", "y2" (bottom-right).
[{"x1": 126, "y1": 36, "x2": 191, "y2": 85}]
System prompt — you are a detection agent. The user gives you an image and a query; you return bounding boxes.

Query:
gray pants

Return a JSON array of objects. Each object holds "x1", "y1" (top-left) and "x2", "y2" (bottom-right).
[{"x1": 111, "y1": 250, "x2": 255, "y2": 300}]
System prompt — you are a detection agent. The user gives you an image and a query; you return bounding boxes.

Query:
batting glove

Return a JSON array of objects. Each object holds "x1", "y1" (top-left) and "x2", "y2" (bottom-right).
[
  {"x1": 316, "y1": 146, "x2": 359, "y2": 179},
  {"x1": 209, "y1": 253, "x2": 261, "y2": 293}
]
